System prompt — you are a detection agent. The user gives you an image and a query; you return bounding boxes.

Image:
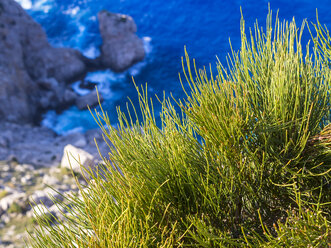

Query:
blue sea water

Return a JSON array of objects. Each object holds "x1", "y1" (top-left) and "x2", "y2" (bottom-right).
[{"x1": 16, "y1": 0, "x2": 331, "y2": 134}]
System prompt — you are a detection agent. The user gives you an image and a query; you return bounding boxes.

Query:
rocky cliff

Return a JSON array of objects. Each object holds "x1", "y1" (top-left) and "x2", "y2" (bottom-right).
[
  {"x1": 0, "y1": 0, "x2": 145, "y2": 124},
  {"x1": 0, "y1": 0, "x2": 86, "y2": 123}
]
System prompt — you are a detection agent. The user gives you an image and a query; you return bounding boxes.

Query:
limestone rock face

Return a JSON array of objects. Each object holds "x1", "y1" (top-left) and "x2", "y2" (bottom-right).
[
  {"x1": 0, "y1": 0, "x2": 85, "y2": 123},
  {"x1": 0, "y1": 160, "x2": 88, "y2": 247},
  {"x1": 98, "y1": 11, "x2": 145, "y2": 72},
  {"x1": 0, "y1": 0, "x2": 39, "y2": 123},
  {"x1": 24, "y1": 47, "x2": 86, "y2": 83}
]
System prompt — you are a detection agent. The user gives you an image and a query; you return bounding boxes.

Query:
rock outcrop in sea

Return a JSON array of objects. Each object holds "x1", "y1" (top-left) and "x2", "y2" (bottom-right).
[{"x1": 98, "y1": 11, "x2": 146, "y2": 72}]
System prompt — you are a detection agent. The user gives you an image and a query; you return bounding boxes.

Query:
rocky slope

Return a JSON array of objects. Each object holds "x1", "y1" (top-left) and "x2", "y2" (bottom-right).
[
  {"x1": 0, "y1": 122, "x2": 109, "y2": 167},
  {"x1": 0, "y1": 160, "x2": 89, "y2": 248},
  {"x1": 0, "y1": 122, "x2": 109, "y2": 247}
]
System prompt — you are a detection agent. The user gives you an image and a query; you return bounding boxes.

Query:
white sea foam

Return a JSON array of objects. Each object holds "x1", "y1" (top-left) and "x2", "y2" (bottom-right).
[
  {"x1": 63, "y1": 6, "x2": 80, "y2": 17},
  {"x1": 71, "y1": 70, "x2": 124, "y2": 101},
  {"x1": 128, "y1": 62, "x2": 145, "y2": 77},
  {"x1": 84, "y1": 70, "x2": 125, "y2": 100},
  {"x1": 15, "y1": 0, "x2": 32, "y2": 9},
  {"x1": 83, "y1": 46, "x2": 100, "y2": 59},
  {"x1": 32, "y1": 0, "x2": 53, "y2": 13},
  {"x1": 85, "y1": 70, "x2": 126, "y2": 83},
  {"x1": 74, "y1": 22, "x2": 87, "y2": 46},
  {"x1": 42, "y1": 108, "x2": 94, "y2": 135},
  {"x1": 143, "y1": 36, "x2": 153, "y2": 54},
  {"x1": 71, "y1": 81, "x2": 91, "y2": 96},
  {"x1": 16, "y1": 0, "x2": 53, "y2": 12},
  {"x1": 126, "y1": 36, "x2": 153, "y2": 76},
  {"x1": 15, "y1": 0, "x2": 54, "y2": 13}
]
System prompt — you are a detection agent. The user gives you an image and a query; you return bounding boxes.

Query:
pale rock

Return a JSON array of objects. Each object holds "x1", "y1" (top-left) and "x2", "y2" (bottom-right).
[
  {"x1": 61, "y1": 145, "x2": 94, "y2": 174},
  {"x1": 29, "y1": 204, "x2": 51, "y2": 218},
  {"x1": 0, "y1": 192, "x2": 26, "y2": 211},
  {"x1": 2, "y1": 164, "x2": 11, "y2": 172},
  {"x1": 42, "y1": 174, "x2": 60, "y2": 186},
  {"x1": 1, "y1": 213, "x2": 10, "y2": 224},
  {"x1": 48, "y1": 204, "x2": 66, "y2": 218},
  {"x1": 10, "y1": 177, "x2": 17, "y2": 184},
  {"x1": 1, "y1": 172, "x2": 12, "y2": 183},
  {"x1": 49, "y1": 167, "x2": 61, "y2": 174},
  {"x1": 16, "y1": 164, "x2": 34, "y2": 172},
  {"x1": 21, "y1": 174, "x2": 33, "y2": 185}
]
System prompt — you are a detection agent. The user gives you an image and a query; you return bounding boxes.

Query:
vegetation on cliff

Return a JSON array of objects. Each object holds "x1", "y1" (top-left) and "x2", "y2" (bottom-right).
[{"x1": 28, "y1": 8, "x2": 330, "y2": 247}]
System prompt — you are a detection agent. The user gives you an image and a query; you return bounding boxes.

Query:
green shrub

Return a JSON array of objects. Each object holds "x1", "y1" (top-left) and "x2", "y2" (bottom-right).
[
  {"x1": 0, "y1": 190, "x2": 8, "y2": 200},
  {"x1": 244, "y1": 193, "x2": 330, "y2": 247},
  {"x1": 27, "y1": 8, "x2": 330, "y2": 248},
  {"x1": 8, "y1": 202, "x2": 22, "y2": 214}
]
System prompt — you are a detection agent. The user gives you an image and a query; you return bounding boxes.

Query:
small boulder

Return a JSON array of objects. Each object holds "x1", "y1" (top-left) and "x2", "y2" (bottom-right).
[
  {"x1": 28, "y1": 204, "x2": 57, "y2": 224},
  {"x1": 61, "y1": 144, "x2": 94, "y2": 174},
  {"x1": 42, "y1": 174, "x2": 60, "y2": 186},
  {"x1": 0, "y1": 192, "x2": 26, "y2": 211}
]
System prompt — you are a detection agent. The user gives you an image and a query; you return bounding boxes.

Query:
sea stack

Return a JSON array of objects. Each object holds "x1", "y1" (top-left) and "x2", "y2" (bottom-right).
[{"x1": 98, "y1": 10, "x2": 145, "y2": 72}]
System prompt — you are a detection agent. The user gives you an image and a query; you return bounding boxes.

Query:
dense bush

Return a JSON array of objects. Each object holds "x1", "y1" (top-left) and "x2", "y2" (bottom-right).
[{"x1": 28, "y1": 9, "x2": 330, "y2": 247}]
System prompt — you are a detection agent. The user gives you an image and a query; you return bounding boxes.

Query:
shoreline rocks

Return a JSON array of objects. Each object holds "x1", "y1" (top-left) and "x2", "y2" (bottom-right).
[
  {"x1": 0, "y1": 0, "x2": 145, "y2": 125},
  {"x1": 0, "y1": 123, "x2": 109, "y2": 247},
  {"x1": 0, "y1": 0, "x2": 86, "y2": 124}
]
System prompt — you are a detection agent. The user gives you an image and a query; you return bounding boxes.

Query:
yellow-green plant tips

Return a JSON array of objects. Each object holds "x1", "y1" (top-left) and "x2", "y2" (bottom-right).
[{"x1": 27, "y1": 8, "x2": 330, "y2": 248}]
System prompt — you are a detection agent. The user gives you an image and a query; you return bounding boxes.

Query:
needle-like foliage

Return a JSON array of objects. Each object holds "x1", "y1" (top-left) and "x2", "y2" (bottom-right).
[{"x1": 27, "y1": 8, "x2": 330, "y2": 248}]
